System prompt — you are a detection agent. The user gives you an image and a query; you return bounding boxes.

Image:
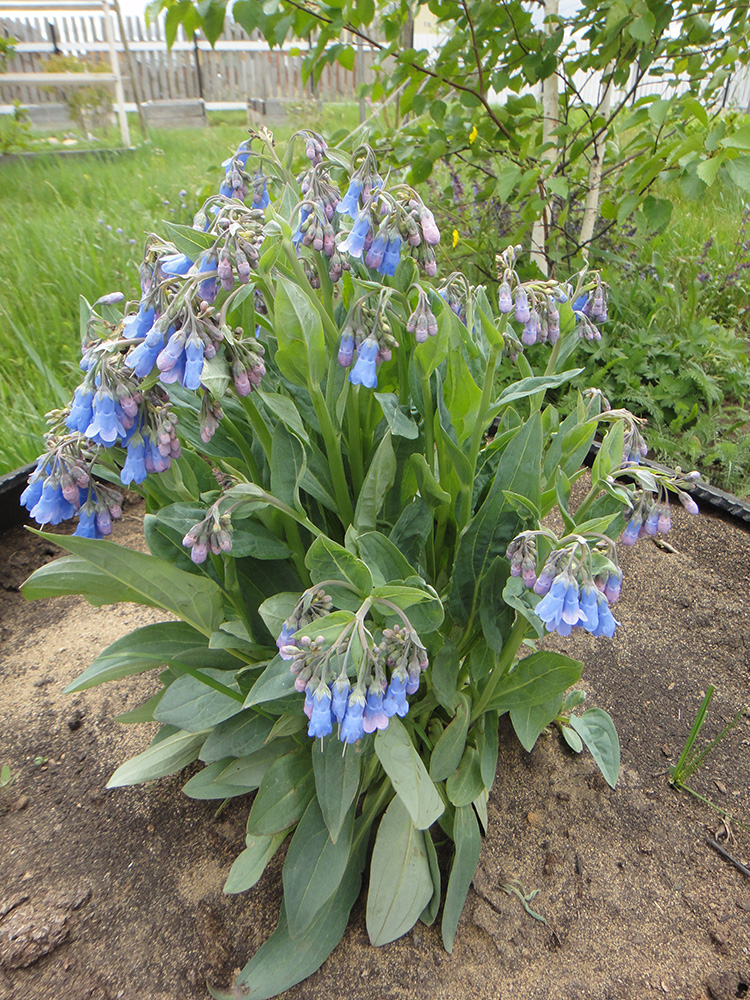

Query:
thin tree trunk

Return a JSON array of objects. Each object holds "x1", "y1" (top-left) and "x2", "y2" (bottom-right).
[
  {"x1": 579, "y1": 66, "x2": 613, "y2": 259},
  {"x1": 530, "y1": 0, "x2": 559, "y2": 277}
]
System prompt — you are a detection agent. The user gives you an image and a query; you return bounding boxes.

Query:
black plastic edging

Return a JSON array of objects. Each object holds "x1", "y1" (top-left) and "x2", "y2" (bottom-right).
[{"x1": 584, "y1": 444, "x2": 750, "y2": 526}]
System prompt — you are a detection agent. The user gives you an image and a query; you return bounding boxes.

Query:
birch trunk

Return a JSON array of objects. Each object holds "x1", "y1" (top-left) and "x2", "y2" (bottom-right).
[
  {"x1": 530, "y1": 0, "x2": 560, "y2": 277},
  {"x1": 579, "y1": 68, "x2": 614, "y2": 259}
]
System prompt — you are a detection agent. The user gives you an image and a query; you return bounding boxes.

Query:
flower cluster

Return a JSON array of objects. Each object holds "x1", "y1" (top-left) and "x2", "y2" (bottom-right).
[
  {"x1": 621, "y1": 483, "x2": 698, "y2": 546},
  {"x1": 496, "y1": 246, "x2": 563, "y2": 348},
  {"x1": 507, "y1": 533, "x2": 622, "y2": 639},
  {"x1": 277, "y1": 590, "x2": 428, "y2": 744},
  {"x1": 182, "y1": 506, "x2": 233, "y2": 564},
  {"x1": 572, "y1": 278, "x2": 608, "y2": 341},
  {"x1": 336, "y1": 295, "x2": 398, "y2": 389},
  {"x1": 406, "y1": 288, "x2": 439, "y2": 343},
  {"x1": 21, "y1": 438, "x2": 122, "y2": 539}
]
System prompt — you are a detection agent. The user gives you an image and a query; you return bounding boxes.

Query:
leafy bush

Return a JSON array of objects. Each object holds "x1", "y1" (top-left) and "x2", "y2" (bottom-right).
[
  {"x1": 20, "y1": 130, "x2": 700, "y2": 998},
  {"x1": 42, "y1": 53, "x2": 113, "y2": 132}
]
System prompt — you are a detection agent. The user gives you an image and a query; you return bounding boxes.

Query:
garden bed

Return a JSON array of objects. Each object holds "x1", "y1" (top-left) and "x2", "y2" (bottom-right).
[{"x1": 0, "y1": 492, "x2": 748, "y2": 1000}]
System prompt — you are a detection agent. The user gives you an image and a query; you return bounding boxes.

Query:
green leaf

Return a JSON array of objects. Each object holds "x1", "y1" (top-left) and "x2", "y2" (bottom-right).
[
  {"x1": 354, "y1": 431, "x2": 397, "y2": 531},
  {"x1": 510, "y1": 693, "x2": 565, "y2": 752},
  {"x1": 22, "y1": 554, "x2": 153, "y2": 608},
  {"x1": 480, "y1": 557, "x2": 513, "y2": 654},
  {"x1": 502, "y1": 575, "x2": 544, "y2": 638},
  {"x1": 224, "y1": 831, "x2": 288, "y2": 894},
  {"x1": 493, "y1": 369, "x2": 583, "y2": 409},
  {"x1": 107, "y1": 728, "x2": 207, "y2": 787},
  {"x1": 305, "y1": 535, "x2": 373, "y2": 610},
  {"x1": 244, "y1": 654, "x2": 297, "y2": 707},
  {"x1": 432, "y1": 641, "x2": 460, "y2": 712},
  {"x1": 355, "y1": 531, "x2": 418, "y2": 586},
  {"x1": 258, "y1": 592, "x2": 299, "y2": 638},
  {"x1": 569, "y1": 708, "x2": 620, "y2": 787},
  {"x1": 200, "y1": 710, "x2": 274, "y2": 762},
  {"x1": 29, "y1": 532, "x2": 223, "y2": 637},
  {"x1": 429, "y1": 694, "x2": 471, "y2": 782},
  {"x1": 374, "y1": 392, "x2": 419, "y2": 439},
  {"x1": 154, "y1": 670, "x2": 243, "y2": 731},
  {"x1": 372, "y1": 584, "x2": 444, "y2": 633},
  {"x1": 445, "y1": 744, "x2": 484, "y2": 807},
  {"x1": 375, "y1": 717, "x2": 444, "y2": 830},
  {"x1": 487, "y1": 651, "x2": 582, "y2": 714},
  {"x1": 479, "y1": 711, "x2": 499, "y2": 791},
  {"x1": 274, "y1": 276, "x2": 326, "y2": 386},
  {"x1": 218, "y1": 825, "x2": 368, "y2": 1000},
  {"x1": 283, "y1": 797, "x2": 355, "y2": 937},
  {"x1": 182, "y1": 759, "x2": 252, "y2": 800},
  {"x1": 441, "y1": 805, "x2": 481, "y2": 952},
  {"x1": 63, "y1": 621, "x2": 207, "y2": 692},
  {"x1": 312, "y1": 735, "x2": 363, "y2": 843},
  {"x1": 216, "y1": 740, "x2": 297, "y2": 789},
  {"x1": 561, "y1": 725, "x2": 583, "y2": 753},
  {"x1": 366, "y1": 797, "x2": 434, "y2": 946},
  {"x1": 270, "y1": 422, "x2": 306, "y2": 511},
  {"x1": 245, "y1": 748, "x2": 315, "y2": 836},
  {"x1": 389, "y1": 498, "x2": 431, "y2": 568},
  {"x1": 161, "y1": 219, "x2": 215, "y2": 259},
  {"x1": 410, "y1": 453, "x2": 451, "y2": 509},
  {"x1": 449, "y1": 413, "x2": 542, "y2": 628},
  {"x1": 591, "y1": 421, "x2": 624, "y2": 485},
  {"x1": 420, "y1": 829, "x2": 441, "y2": 926}
]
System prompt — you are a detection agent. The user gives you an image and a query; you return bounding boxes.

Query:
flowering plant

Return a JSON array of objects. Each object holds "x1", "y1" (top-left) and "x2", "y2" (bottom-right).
[{"x1": 21, "y1": 129, "x2": 698, "y2": 999}]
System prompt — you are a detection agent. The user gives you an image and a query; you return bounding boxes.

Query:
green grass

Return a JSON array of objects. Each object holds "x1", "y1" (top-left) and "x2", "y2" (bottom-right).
[{"x1": 0, "y1": 104, "x2": 364, "y2": 474}]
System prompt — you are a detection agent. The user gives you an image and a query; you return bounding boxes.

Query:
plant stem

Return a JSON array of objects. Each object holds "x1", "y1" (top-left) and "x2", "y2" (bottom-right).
[
  {"x1": 420, "y1": 371, "x2": 435, "y2": 468},
  {"x1": 310, "y1": 383, "x2": 354, "y2": 525},
  {"x1": 283, "y1": 518, "x2": 310, "y2": 585},
  {"x1": 470, "y1": 617, "x2": 529, "y2": 723},
  {"x1": 346, "y1": 386, "x2": 365, "y2": 494},
  {"x1": 239, "y1": 394, "x2": 272, "y2": 461},
  {"x1": 222, "y1": 414, "x2": 261, "y2": 481}
]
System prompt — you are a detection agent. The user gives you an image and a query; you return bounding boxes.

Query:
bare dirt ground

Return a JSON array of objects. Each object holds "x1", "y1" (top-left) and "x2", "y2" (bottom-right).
[{"x1": 0, "y1": 494, "x2": 749, "y2": 1000}]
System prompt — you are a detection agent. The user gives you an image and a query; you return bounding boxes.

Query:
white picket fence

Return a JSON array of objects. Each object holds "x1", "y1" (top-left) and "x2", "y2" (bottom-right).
[
  {"x1": 2, "y1": 9, "x2": 749, "y2": 115},
  {"x1": 0, "y1": 9, "x2": 376, "y2": 109}
]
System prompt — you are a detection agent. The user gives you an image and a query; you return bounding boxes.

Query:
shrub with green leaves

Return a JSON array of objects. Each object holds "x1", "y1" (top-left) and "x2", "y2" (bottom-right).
[{"x1": 21, "y1": 130, "x2": 700, "y2": 999}]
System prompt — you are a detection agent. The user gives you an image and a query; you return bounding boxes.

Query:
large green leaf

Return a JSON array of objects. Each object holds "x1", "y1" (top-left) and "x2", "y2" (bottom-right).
[
  {"x1": 354, "y1": 431, "x2": 397, "y2": 531},
  {"x1": 63, "y1": 621, "x2": 207, "y2": 692},
  {"x1": 510, "y1": 693, "x2": 565, "y2": 752},
  {"x1": 243, "y1": 654, "x2": 297, "y2": 707},
  {"x1": 446, "y1": 744, "x2": 484, "y2": 807},
  {"x1": 245, "y1": 748, "x2": 315, "y2": 836},
  {"x1": 375, "y1": 717, "x2": 444, "y2": 829},
  {"x1": 366, "y1": 796, "x2": 434, "y2": 946},
  {"x1": 493, "y1": 369, "x2": 583, "y2": 409},
  {"x1": 200, "y1": 710, "x2": 274, "y2": 762},
  {"x1": 273, "y1": 276, "x2": 326, "y2": 386},
  {"x1": 214, "y1": 824, "x2": 368, "y2": 1000},
  {"x1": 29, "y1": 532, "x2": 223, "y2": 636},
  {"x1": 487, "y1": 651, "x2": 583, "y2": 714},
  {"x1": 305, "y1": 535, "x2": 373, "y2": 609},
  {"x1": 371, "y1": 584, "x2": 444, "y2": 633},
  {"x1": 161, "y1": 219, "x2": 215, "y2": 258},
  {"x1": 215, "y1": 740, "x2": 297, "y2": 789},
  {"x1": 21, "y1": 554, "x2": 152, "y2": 608},
  {"x1": 441, "y1": 805, "x2": 482, "y2": 952},
  {"x1": 429, "y1": 693, "x2": 471, "y2": 782},
  {"x1": 107, "y1": 728, "x2": 207, "y2": 787},
  {"x1": 569, "y1": 708, "x2": 621, "y2": 788},
  {"x1": 224, "y1": 832, "x2": 288, "y2": 894},
  {"x1": 312, "y1": 735, "x2": 363, "y2": 843},
  {"x1": 283, "y1": 797, "x2": 355, "y2": 937},
  {"x1": 449, "y1": 413, "x2": 542, "y2": 629},
  {"x1": 182, "y1": 759, "x2": 252, "y2": 800},
  {"x1": 355, "y1": 530, "x2": 418, "y2": 586},
  {"x1": 154, "y1": 670, "x2": 243, "y2": 732},
  {"x1": 270, "y1": 422, "x2": 306, "y2": 511}
]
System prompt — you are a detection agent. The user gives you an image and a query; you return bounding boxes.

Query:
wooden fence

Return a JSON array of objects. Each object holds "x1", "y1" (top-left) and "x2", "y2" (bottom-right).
[{"x1": 0, "y1": 12, "x2": 376, "y2": 108}]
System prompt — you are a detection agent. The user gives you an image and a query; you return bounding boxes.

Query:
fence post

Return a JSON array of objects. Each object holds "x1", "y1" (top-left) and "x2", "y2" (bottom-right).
[{"x1": 101, "y1": 0, "x2": 130, "y2": 145}]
